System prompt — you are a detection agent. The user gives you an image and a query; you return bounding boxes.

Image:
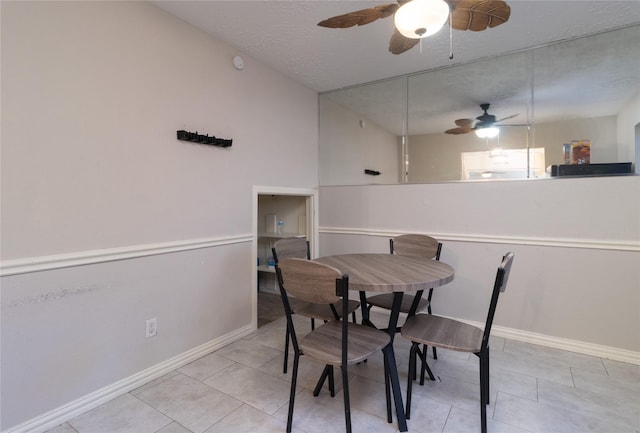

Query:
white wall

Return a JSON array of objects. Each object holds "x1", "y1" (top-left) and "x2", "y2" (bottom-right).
[
  {"x1": 319, "y1": 97, "x2": 399, "y2": 185},
  {"x1": 408, "y1": 116, "x2": 619, "y2": 183},
  {"x1": 319, "y1": 176, "x2": 640, "y2": 357},
  {"x1": 535, "y1": 116, "x2": 618, "y2": 163},
  {"x1": 408, "y1": 126, "x2": 532, "y2": 183},
  {"x1": 0, "y1": 2, "x2": 318, "y2": 431},
  {"x1": 617, "y1": 90, "x2": 640, "y2": 164}
]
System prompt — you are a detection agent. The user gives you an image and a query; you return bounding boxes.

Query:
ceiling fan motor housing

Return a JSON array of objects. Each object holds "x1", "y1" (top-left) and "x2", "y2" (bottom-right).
[{"x1": 477, "y1": 103, "x2": 497, "y2": 125}]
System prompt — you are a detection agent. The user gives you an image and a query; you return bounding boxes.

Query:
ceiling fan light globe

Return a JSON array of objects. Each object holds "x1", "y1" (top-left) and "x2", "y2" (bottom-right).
[
  {"x1": 475, "y1": 127, "x2": 500, "y2": 139},
  {"x1": 394, "y1": 0, "x2": 450, "y2": 39}
]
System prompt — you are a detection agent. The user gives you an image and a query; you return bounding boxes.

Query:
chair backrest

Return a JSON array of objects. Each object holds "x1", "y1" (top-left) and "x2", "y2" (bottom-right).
[
  {"x1": 272, "y1": 237, "x2": 310, "y2": 263},
  {"x1": 391, "y1": 235, "x2": 442, "y2": 305},
  {"x1": 481, "y1": 252, "x2": 515, "y2": 350},
  {"x1": 276, "y1": 258, "x2": 343, "y2": 305},
  {"x1": 276, "y1": 258, "x2": 350, "y2": 358},
  {"x1": 391, "y1": 234, "x2": 441, "y2": 260}
]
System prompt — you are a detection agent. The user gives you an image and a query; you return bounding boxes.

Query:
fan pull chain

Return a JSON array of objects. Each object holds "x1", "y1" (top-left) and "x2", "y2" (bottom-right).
[{"x1": 449, "y1": 11, "x2": 454, "y2": 60}]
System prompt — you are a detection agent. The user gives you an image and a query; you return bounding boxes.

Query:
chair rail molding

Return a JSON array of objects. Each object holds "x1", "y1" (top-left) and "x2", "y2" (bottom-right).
[
  {"x1": 319, "y1": 227, "x2": 640, "y2": 252},
  {"x1": 0, "y1": 234, "x2": 253, "y2": 277}
]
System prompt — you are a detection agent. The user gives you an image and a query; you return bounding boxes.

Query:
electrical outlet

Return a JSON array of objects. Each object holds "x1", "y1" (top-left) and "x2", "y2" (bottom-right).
[{"x1": 145, "y1": 318, "x2": 157, "y2": 338}]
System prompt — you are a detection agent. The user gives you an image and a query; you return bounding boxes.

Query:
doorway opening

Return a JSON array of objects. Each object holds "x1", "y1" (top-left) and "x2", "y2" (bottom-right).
[
  {"x1": 252, "y1": 186, "x2": 318, "y2": 328},
  {"x1": 461, "y1": 147, "x2": 546, "y2": 180}
]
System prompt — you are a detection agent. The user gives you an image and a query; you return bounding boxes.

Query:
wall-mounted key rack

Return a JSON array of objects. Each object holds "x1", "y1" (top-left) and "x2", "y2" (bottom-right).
[{"x1": 177, "y1": 130, "x2": 232, "y2": 148}]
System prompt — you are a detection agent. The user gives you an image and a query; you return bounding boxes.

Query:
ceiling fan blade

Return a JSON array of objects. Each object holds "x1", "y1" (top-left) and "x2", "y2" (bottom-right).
[
  {"x1": 318, "y1": 4, "x2": 399, "y2": 28},
  {"x1": 389, "y1": 29, "x2": 420, "y2": 54},
  {"x1": 455, "y1": 118, "x2": 474, "y2": 127},
  {"x1": 445, "y1": 118, "x2": 475, "y2": 133},
  {"x1": 445, "y1": 127, "x2": 472, "y2": 134},
  {"x1": 495, "y1": 113, "x2": 518, "y2": 123},
  {"x1": 448, "y1": 0, "x2": 511, "y2": 32}
]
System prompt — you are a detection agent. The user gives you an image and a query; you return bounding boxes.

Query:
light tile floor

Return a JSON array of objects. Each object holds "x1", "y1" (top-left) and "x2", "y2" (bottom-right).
[{"x1": 47, "y1": 311, "x2": 640, "y2": 433}]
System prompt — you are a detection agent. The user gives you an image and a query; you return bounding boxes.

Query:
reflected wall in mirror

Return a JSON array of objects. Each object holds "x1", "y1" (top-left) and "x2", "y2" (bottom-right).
[
  {"x1": 319, "y1": 76, "x2": 406, "y2": 185},
  {"x1": 319, "y1": 25, "x2": 640, "y2": 185}
]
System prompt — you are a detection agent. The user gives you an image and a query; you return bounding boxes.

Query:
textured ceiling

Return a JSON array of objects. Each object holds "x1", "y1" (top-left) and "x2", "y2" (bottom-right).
[
  {"x1": 152, "y1": 1, "x2": 640, "y2": 92},
  {"x1": 152, "y1": 1, "x2": 640, "y2": 135},
  {"x1": 323, "y1": 24, "x2": 640, "y2": 134}
]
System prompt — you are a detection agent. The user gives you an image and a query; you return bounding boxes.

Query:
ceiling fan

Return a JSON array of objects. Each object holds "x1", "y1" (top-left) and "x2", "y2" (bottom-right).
[
  {"x1": 317, "y1": 0, "x2": 511, "y2": 55},
  {"x1": 445, "y1": 103, "x2": 518, "y2": 135}
]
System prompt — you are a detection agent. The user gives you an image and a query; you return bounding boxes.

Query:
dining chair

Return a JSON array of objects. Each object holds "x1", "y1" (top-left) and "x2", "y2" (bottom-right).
[
  {"x1": 367, "y1": 234, "x2": 442, "y2": 361},
  {"x1": 400, "y1": 252, "x2": 515, "y2": 433},
  {"x1": 272, "y1": 237, "x2": 360, "y2": 377},
  {"x1": 276, "y1": 258, "x2": 395, "y2": 433}
]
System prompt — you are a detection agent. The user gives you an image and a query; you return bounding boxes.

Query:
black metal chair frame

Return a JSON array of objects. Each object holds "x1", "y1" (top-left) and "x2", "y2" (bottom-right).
[
  {"x1": 367, "y1": 236, "x2": 442, "y2": 377},
  {"x1": 272, "y1": 239, "x2": 359, "y2": 380},
  {"x1": 276, "y1": 261, "x2": 400, "y2": 433},
  {"x1": 403, "y1": 252, "x2": 515, "y2": 433}
]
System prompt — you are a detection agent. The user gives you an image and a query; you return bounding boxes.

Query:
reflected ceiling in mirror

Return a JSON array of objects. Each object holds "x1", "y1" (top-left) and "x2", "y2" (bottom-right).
[
  {"x1": 408, "y1": 50, "x2": 531, "y2": 136},
  {"x1": 319, "y1": 24, "x2": 640, "y2": 186}
]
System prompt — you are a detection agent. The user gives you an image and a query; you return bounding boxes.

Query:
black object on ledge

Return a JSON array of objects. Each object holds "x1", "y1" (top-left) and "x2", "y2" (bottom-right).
[
  {"x1": 364, "y1": 169, "x2": 381, "y2": 176},
  {"x1": 550, "y1": 162, "x2": 632, "y2": 177},
  {"x1": 177, "y1": 130, "x2": 232, "y2": 148}
]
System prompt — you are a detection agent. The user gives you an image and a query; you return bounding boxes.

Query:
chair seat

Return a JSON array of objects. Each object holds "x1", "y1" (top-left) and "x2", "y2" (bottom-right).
[
  {"x1": 367, "y1": 293, "x2": 428, "y2": 314},
  {"x1": 301, "y1": 321, "x2": 391, "y2": 365},
  {"x1": 295, "y1": 299, "x2": 360, "y2": 321},
  {"x1": 401, "y1": 314, "x2": 483, "y2": 353}
]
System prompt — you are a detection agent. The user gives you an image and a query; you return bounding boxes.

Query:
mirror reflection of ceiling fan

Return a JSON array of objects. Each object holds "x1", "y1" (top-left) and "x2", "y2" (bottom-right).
[
  {"x1": 317, "y1": 0, "x2": 511, "y2": 55},
  {"x1": 445, "y1": 103, "x2": 518, "y2": 137}
]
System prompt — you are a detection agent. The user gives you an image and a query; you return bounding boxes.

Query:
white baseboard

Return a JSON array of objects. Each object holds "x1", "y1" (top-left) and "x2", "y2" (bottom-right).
[
  {"x1": 451, "y1": 314, "x2": 640, "y2": 365},
  {"x1": 370, "y1": 307, "x2": 640, "y2": 365},
  {"x1": 490, "y1": 324, "x2": 640, "y2": 365},
  {"x1": 4, "y1": 324, "x2": 256, "y2": 433}
]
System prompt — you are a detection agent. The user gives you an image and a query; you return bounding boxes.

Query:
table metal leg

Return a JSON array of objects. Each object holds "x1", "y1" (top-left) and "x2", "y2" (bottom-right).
[
  {"x1": 358, "y1": 290, "x2": 407, "y2": 431},
  {"x1": 387, "y1": 292, "x2": 407, "y2": 430},
  {"x1": 386, "y1": 348, "x2": 407, "y2": 430},
  {"x1": 359, "y1": 291, "x2": 376, "y2": 327},
  {"x1": 387, "y1": 292, "x2": 403, "y2": 342}
]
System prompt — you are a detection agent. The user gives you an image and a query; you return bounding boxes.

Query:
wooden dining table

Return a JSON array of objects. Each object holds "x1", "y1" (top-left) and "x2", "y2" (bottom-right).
[{"x1": 314, "y1": 253, "x2": 455, "y2": 432}]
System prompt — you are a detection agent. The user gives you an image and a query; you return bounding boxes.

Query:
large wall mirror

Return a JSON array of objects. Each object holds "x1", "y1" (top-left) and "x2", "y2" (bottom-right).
[{"x1": 319, "y1": 25, "x2": 640, "y2": 185}]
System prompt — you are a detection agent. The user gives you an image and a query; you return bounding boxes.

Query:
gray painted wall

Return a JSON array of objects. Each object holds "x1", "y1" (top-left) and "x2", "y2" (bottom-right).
[
  {"x1": 0, "y1": 2, "x2": 318, "y2": 430},
  {"x1": 319, "y1": 176, "x2": 640, "y2": 353}
]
